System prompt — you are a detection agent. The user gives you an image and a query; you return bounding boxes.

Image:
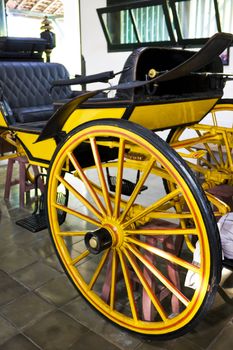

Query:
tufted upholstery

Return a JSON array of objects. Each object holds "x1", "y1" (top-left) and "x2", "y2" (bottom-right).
[{"x1": 0, "y1": 61, "x2": 73, "y2": 123}]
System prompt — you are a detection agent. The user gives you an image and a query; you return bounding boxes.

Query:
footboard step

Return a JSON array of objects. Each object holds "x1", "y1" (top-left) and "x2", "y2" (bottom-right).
[
  {"x1": 108, "y1": 175, "x2": 147, "y2": 196},
  {"x1": 16, "y1": 214, "x2": 47, "y2": 233}
]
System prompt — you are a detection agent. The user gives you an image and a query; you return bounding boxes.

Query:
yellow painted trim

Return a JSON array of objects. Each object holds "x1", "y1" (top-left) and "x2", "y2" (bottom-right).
[
  {"x1": 0, "y1": 111, "x2": 8, "y2": 127},
  {"x1": 130, "y1": 99, "x2": 218, "y2": 130},
  {"x1": 62, "y1": 108, "x2": 126, "y2": 133},
  {"x1": 16, "y1": 132, "x2": 56, "y2": 162}
]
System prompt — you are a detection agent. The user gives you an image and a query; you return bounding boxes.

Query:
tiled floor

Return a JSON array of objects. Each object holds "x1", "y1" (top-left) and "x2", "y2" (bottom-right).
[{"x1": 0, "y1": 161, "x2": 233, "y2": 350}]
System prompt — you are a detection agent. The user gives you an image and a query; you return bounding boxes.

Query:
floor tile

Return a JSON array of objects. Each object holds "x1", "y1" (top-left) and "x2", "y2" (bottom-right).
[
  {"x1": 98, "y1": 322, "x2": 142, "y2": 350},
  {"x1": 0, "y1": 270, "x2": 28, "y2": 307},
  {"x1": 1, "y1": 226, "x2": 39, "y2": 247},
  {"x1": 136, "y1": 340, "x2": 170, "y2": 350},
  {"x1": 0, "y1": 292, "x2": 55, "y2": 329},
  {"x1": 0, "y1": 222, "x2": 26, "y2": 246},
  {"x1": 62, "y1": 295, "x2": 107, "y2": 330},
  {"x1": 36, "y1": 274, "x2": 78, "y2": 307},
  {"x1": 138, "y1": 337, "x2": 204, "y2": 350},
  {"x1": 2, "y1": 205, "x2": 33, "y2": 222},
  {"x1": 185, "y1": 294, "x2": 233, "y2": 348},
  {"x1": 13, "y1": 261, "x2": 61, "y2": 290},
  {"x1": 29, "y1": 235, "x2": 56, "y2": 260},
  {"x1": 42, "y1": 252, "x2": 65, "y2": 273},
  {"x1": 0, "y1": 247, "x2": 38, "y2": 274},
  {"x1": 68, "y1": 330, "x2": 121, "y2": 350},
  {"x1": 62, "y1": 294, "x2": 142, "y2": 349},
  {"x1": 0, "y1": 315, "x2": 18, "y2": 346},
  {"x1": 24, "y1": 310, "x2": 89, "y2": 350},
  {"x1": 169, "y1": 338, "x2": 203, "y2": 350},
  {"x1": 0, "y1": 333, "x2": 40, "y2": 350},
  {"x1": 0, "y1": 240, "x2": 14, "y2": 257},
  {"x1": 208, "y1": 321, "x2": 233, "y2": 350}
]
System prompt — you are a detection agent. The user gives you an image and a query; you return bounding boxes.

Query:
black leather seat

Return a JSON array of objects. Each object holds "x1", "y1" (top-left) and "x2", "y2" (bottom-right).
[{"x1": 0, "y1": 61, "x2": 76, "y2": 123}]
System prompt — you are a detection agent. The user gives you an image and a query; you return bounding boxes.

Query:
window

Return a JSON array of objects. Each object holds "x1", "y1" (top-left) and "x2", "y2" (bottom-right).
[
  {"x1": 174, "y1": 0, "x2": 218, "y2": 39},
  {"x1": 98, "y1": 1, "x2": 174, "y2": 50},
  {"x1": 217, "y1": 0, "x2": 233, "y2": 33},
  {"x1": 130, "y1": 5, "x2": 170, "y2": 43},
  {"x1": 98, "y1": 0, "x2": 233, "y2": 51}
]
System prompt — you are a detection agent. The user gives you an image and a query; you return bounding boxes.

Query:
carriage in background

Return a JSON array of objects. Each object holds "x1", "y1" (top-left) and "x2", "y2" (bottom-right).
[{"x1": 0, "y1": 32, "x2": 233, "y2": 338}]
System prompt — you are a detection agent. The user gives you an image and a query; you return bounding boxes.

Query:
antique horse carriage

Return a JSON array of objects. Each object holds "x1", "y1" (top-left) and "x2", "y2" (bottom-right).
[{"x1": 0, "y1": 32, "x2": 233, "y2": 338}]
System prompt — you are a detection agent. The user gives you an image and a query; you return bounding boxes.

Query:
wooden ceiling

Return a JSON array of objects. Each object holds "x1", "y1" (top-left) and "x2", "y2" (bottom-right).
[{"x1": 5, "y1": 0, "x2": 64, "y2": 16}]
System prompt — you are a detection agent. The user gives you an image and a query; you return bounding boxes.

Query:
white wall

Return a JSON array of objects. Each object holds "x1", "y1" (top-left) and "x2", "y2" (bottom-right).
[
  {"x1": 62, "y1": 0, "x2": 81, "y2": 76},
  {"x1": 7, "y1": 14, "x2": 67, "y2": 67},
  {"x1": 223, "y1": 47, "x2": 233, "y2": 99},
  {"x1": 80, "y1": 0, "x2": 130, "y2": 88}
]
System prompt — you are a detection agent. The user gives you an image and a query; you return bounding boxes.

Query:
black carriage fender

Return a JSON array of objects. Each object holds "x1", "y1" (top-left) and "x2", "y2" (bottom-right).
[{"x1": 35, "y1": 90, "x2": 99, "y2": 143}]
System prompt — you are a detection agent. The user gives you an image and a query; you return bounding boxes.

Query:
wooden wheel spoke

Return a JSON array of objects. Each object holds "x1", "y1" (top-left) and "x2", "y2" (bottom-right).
[
  {"x1": 90, "y1": 137, "x2": 113, "y2": 216},
  {"x1": 122, "y1": 247, "x2": 168, "y2": 322},
  {"x1": 126, "y1": 244, "x2": 190, "y2": 307},
  {"x1": 85, "y1": 175, "x2": 128, "y2": 208},
  {"x1": 53, "y1": 202, "x2": 101, "y2": 227},
  {"x1": 149, "y1": 212, "x2": 193, "y2": 220},
  {"x1": 71, "y1": 249, "x2": 90, "y2": 265},
  {"x1": 88, "y1": 249, "x2": 110, "y2": 290},
  {"x1": 56, "y1": 175, "x2": 103, "y2": 220},
  {"x1": 67, "y1": 152, "x2": 106, "y2": 215},
  {"x1": 122, "y1": 188, "x2": 181, "y2": 228},
  {"x1": 126, "y1": 237, "x2": 200, "y2": 274},
  {"x1": 119, "y1": 157, "x2": 155, "y2": 223},
  {"x1": 57, "y1": 231, "x2": 86, "y2": 237},
  {"x1": 126, "y1": 227, "x2": 197, "y2": 236},
  {"x1": 110, "y1": 249, "x2": 118, "y2": 309},
  {"x1": 118, "y1": 249, "x2": 138, "y2": 321},
  {"x1": 113, "y1": 138, "x2": 125, "y2": 218}
]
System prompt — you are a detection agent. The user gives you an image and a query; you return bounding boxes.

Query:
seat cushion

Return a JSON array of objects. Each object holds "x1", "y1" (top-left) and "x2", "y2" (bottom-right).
[{"x1": 13, "y1": 105, "x2": 54, "y2": 123}]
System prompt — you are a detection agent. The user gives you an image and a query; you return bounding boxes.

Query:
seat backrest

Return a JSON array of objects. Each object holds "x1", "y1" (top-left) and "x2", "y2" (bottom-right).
[
  {"x1": 116, "y1": 46, "x2": 223, "y2": 101},
  {"x1": 0, "y1": 61, "x2": 72, "y2": 109},
  {"x1": 0, "y1": 36, "x2": 47, "y2": 61}
]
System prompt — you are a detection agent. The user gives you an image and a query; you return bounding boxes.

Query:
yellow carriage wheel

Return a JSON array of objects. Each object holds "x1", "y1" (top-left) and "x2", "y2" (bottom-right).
[
  {"x1": 167, "y1": 99, "x2": 233, "y2": 188},
  {"x1": 46, "y1": 119, "x2": 221, "y2": 338}
]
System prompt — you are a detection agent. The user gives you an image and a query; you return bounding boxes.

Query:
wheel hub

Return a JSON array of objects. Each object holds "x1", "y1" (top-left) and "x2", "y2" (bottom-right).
[{"x1": 85, "y1": 227, "x2": 112, "y2": 254}]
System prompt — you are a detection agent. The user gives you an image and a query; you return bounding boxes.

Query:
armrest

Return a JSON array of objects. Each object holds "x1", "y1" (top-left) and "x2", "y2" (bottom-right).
[{"x1": 51, "y1": 70, "x2": 115, "y2": 90}]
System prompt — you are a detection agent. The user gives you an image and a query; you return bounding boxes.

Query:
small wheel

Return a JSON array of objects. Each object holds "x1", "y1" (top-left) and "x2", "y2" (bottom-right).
[
  {"x1": 46, "y1": 119, "x2": 221, "y2": 338},
  {"x1": 167, "y1": 100, "x2": 233, "y2": 188}
]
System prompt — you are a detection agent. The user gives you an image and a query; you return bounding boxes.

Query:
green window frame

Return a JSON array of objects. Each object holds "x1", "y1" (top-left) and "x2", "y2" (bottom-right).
[{"x1": 97, "y1": 0, "x2": 233, "y2": 51}]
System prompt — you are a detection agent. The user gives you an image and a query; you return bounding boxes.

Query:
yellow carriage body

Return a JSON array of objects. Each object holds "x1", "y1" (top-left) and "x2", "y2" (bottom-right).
[{"x1": 0, "y1": 96, "x2": 219, "y2": 167}]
